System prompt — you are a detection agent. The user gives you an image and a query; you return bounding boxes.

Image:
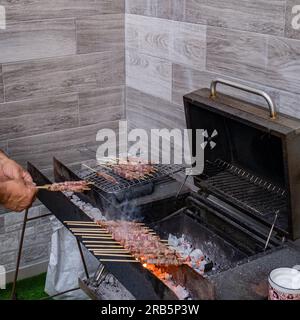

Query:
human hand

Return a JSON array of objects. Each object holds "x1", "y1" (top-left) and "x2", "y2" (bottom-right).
[
  {"x1": 0, "y1": 157, "x2": 33, "y2": 183},
  {"x1": 0, "y1": 179, "x2": 37, "y2": 212}
]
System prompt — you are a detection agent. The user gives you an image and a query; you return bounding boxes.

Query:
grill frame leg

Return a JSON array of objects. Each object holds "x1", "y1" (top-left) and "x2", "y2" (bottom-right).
[{"x1": 10, "y1": 208, "x2": 29, "y2": 300}]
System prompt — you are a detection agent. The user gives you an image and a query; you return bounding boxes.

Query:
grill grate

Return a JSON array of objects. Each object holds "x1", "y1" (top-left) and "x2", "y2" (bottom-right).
[
  {"x1": 79, "y1": 163, "x2": 184, "y2": 194},
  {"x1": 199, "y1": 159, "x2": 288, "y2": 219}
]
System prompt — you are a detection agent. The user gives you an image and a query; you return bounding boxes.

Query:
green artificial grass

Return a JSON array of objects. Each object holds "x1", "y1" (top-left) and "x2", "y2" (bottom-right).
[{"x1": 0, "y1": 273, "x2": 49, "y2": 300}]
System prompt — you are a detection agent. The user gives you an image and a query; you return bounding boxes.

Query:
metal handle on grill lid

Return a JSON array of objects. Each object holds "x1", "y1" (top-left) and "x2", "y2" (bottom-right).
[{"x1": 210, "y1": 79, "x2": 277, "y2": 119}]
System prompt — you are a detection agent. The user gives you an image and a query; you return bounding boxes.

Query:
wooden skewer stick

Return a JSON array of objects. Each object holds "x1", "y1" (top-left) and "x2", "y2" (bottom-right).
[
  {"x1": 70, "y1": 227, "x2": 107, "y2": 230},
  {"x1": 36, "y1": 185, "x2": 51, "y2": 190},
  {"x1": 93, "y1": 253, "x2": 132, "y2": 257},
  {"x1": 64, "y1": 221, "x2": 96, "y2": 225},
  {"x1": 70, "y1": 229, "x2": 109, "y2": 233},
  {"x1": 69, "y1": 227, "x2": 106, "y2": 230},
  {"x1": 83, "y1": 241, "x2": 119, "y2": 244},
  {"x1": 73, "y1": 234, "x2": 111, "y2": 238},
  {"x1": 82, "y1": 163, "x2": 99, "y2": 174},
  {"x1": 85, "y1": 245, "x2": 123, "y2": 249},
  {"x1": 76, "y1": 234, "x2": 113, "y2": 238},
  {"x1": 88, "y1": 248, "x2": 129, "y2": 252},
  {"x1": 99, "y1": 259, "x2": 139, "y2": 263}
]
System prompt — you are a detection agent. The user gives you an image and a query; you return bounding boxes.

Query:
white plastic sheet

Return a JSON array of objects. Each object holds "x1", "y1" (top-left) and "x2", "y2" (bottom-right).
[{"x1": 45, "y1": 194, "x2": 104, "y2": 300}]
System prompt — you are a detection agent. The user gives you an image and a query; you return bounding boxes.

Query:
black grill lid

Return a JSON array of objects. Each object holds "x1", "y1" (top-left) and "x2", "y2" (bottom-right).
[{"x1": 183, "y1": 81, "x2": 300, "y2": 240}]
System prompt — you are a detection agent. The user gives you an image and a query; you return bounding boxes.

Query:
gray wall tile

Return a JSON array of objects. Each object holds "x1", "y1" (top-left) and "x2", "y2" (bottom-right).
[
  {"x1": 21, "y1": 243, "x2": 50, "y2": 266},
  {"x1": 206, "y1": 26, "x2": 268, "y2": 83},
  {"x1": 0, "y1": 94, "x2": 79, "y2": 140},
  {"x1": 285, "y1": 0, "x2": 300, "y2": 40},
  {"x1": 126, "y1": 86, "x2": 185, "y2": 130},
  {"x1": 125, "y1": 14, "x2": 140, "y2": 49},
  {"x1": 156, "y1": 0, "x2": 186, "y2": 21},
  {"x1": 137, "y1": 16, "x2": 172, "y2": 60},
  {"x1": 126, "y1": 15, "x2": 206, "y2": 69},
  {"x1": 171, "y1": 21, "x2": 206, "y2": 70},
  {"x1": 0, "y1": 19, "x2": 76, "y2": 63},
  {"x1": 77, "y1": 14, "x2": 125, "y2": 54},
  {"x1": 126, "y1": 50, "x2": 172, "y2": 101},
  {"x1": 172, "y1": 64, "x2": 215, "y2": 105},
  {"x1": 8, "y1": 121, "x2": 119, "y2": 169},
  {"x1": 3, "y1": 0, "x2": 124, "y2": 22},
  {"x1": 126, "y1": 0, "x2": 185, "y2": 21},
  {"x1": 0, "y1": 65, "x2": 3, "y2": 102},
  {"x1": 79, "y1": 86, "x2": 125, "y2": 125},
  {"x1": 279, "y1": 90, "x2": 300, "y2": 118},
  {"x1": 267, "y1": 36, "x2": 300, "y2": 94},
  {"x1": 185, "y1": 0, "x2": 285, "y2": 35},
  {"x1": 0, "y1": 140, "x2": 7, "y2": 154},
  {"x1": 126, "y1": 0, "x2": 157, "y2": 16},
  {"x1": 0, "y1": 231, "x2": 19, "y2": 254},
  {"x1": 3, "y1": 51, "x2": 125, "y2": 101}
]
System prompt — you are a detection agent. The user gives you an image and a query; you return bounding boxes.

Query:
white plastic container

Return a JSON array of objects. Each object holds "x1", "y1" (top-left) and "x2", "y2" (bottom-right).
[{"x1": 268, "y1": 266, "x2": 300, "y2": 300}]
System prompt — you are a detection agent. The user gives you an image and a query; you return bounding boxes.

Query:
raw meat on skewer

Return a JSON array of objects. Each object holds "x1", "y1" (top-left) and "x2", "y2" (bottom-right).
[
  {"x1": 37, "y1": 181, "x2": 92, "y2": 192},
  {"x1": 95, "y1": 220, "x2": 183, "y2": 266}
]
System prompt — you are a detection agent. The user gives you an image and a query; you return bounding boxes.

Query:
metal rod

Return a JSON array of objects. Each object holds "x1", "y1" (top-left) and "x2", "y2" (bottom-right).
[
  {"x1": 27, "y1": 213, "x2": 53, "y2": 222},
  {"x1": 176, "y1": 175, "x2": 189, "y2": 199},
  {"x1": 40, "y1": 287, "x2": 80, "y2": 300},
  {"x1": 11, "y1": 208, "x2": 29, "y2": 300},
  {"x1": 76, "y1": 238, "x2": 89, "y2": 279},
  {"x1": 264, "y1": 212, "x2": 279, "y2": 251},
  {"x1": 95, "y1": 265, "x2": 106, "y2": 283}
]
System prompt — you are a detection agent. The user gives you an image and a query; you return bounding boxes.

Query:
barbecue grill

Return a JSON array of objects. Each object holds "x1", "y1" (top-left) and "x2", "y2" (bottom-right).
[{"x1": 11, "y1": 79, "x2": 300, "y2": 300}]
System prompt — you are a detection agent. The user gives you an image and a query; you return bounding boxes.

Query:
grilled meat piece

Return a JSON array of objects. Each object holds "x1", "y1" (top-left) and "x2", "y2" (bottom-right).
[
  {"x1": 96, "y1": 171, "x2": 118, "y2": 184},
  {"x1": 46, "y1": 181, "x2": 91, "y2": 192},
  {"x1": 110, "y1": 164, "x2": 155, "y2": 181}
]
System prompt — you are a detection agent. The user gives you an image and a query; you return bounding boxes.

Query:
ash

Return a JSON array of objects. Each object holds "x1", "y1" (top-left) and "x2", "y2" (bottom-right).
[
  {"x1": 64, "y1": 192, "x2": 107, "y2": 221},
  {"x1": 168, "y1": 234, "x2": 208, "y2": 275}
]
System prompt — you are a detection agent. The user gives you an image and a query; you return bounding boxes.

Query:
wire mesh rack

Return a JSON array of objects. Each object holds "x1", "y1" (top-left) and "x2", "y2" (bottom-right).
[
  {"x1": 199, "y1": 159, "x2": 288, "y2": 218},
  {"x1": 79, "y1": 163, "x2": 184, "y2": 194}
]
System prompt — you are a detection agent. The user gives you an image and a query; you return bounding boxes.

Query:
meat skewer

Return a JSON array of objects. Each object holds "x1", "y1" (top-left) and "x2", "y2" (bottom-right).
[
  {"x1": 37, "y1": 181, "x2": 92, "y2": 192},
  {"x1": 95, "y1": 220, "x2": 183, "y2": 266},
  {"x1": 82, "y1": 164, "x2": 118, "y2": 184},
  {"x1": 97, "y1": 157, "x2": 157, "y2": 181}
]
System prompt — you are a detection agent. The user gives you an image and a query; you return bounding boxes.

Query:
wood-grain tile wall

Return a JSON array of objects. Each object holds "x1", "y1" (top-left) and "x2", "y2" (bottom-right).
[
  {"x1": 125, "y1": 0, "x2": 300, "y2": 128},
  {"x1": 0, "y1": 1, "x2": 125, "y2": 170}
]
